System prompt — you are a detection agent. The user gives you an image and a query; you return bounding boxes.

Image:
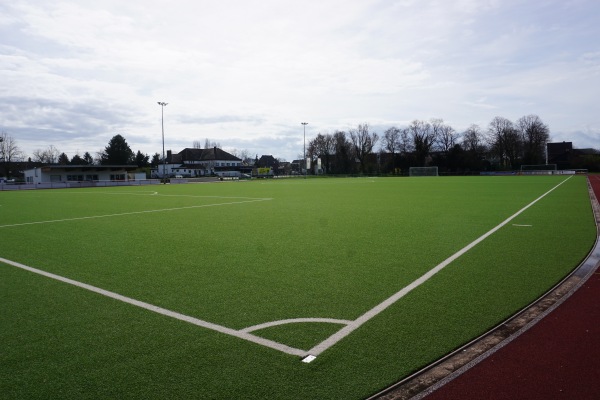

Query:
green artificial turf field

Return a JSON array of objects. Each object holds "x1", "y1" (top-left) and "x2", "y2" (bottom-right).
[{"x1": 0, "y1": 175, "x2": 596, "y2": 399}]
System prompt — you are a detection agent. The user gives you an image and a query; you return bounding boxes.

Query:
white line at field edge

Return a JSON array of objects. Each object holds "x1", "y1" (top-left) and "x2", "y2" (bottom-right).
[
  {"x1": 307, "y1": 175, "x2": 574, "y2": 356},
  {"x1": 0, "y1": 257, "x2": 307, "y2": 357}
]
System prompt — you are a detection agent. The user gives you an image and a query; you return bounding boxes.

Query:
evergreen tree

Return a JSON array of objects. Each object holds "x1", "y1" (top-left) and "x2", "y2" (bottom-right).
[
  {"x1": 58, "y1": 152, "x2": 69, "y2": 165},
  {"x1": 135, "y1": 150, "x2": 150, "y2": 167},
  {"x1": 83, "y1": 152, "x2": 94, "y2": 165},
  {"x1": 70, "y1": 154, "x2": 87, "y2": 165},
  {"x1": 100, "y1": 134, "x2": 135, "y2": 165},
  {"x1": 151, "y1": 153, "x2": 161, "y2": 167}
]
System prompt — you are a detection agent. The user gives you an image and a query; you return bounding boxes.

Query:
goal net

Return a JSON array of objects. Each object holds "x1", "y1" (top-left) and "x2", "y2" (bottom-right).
[
  {"x1": 409, "y1": 166, "x2": 438, "y2": 176},
  {"x1": 520, "y1": 164, "x2": 557, "y2": 175}
]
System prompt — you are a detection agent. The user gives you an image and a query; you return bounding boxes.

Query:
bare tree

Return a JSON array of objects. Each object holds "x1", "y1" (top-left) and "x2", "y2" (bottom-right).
[
  {"x1": 333, "y1": 130, "x2": 354, "y2": 174},
  {"x1": 462, "y1": 124, "x2": 485, "y2": 154},
  {"x1": 308, "y1": 133, "x2": 335, "y2": 173},
  {"x1": 239, "y1": 149, "x2": 253, "y2": 165},
  {"x1": 488, "y1": 116, "x2": 521, "y2": 169},
  {"x1": 517, "y1": 115, "x2": 550, "y2": 165},
  {"x1": 382, "y1": 127, "x2": 401, "y2": 155},
  {"x1": 432, "y1": 119, "x2": 458, "y2": 153},
  {"x1": 349, "y1": 123, "x2": 379, "y2": 173},
  {"x1": 0, "y1": 131, "x2": 24, "y2": 178},
  {"x1": 32, "y1": 145, "x2": 61, "y2": 164},
  {"x1": 460, "y1": 124, "x2": 489, "y2": 170},
  {"x1": 203, "y1": 138, "x2": 221, "y2": 149},
  {"x1": 381, "y1": 127, "x2": 401, "y2": 172},
  {"x1": 193, "y1": 140, "x2": 202, "y2": 149},
  {"x1": 399, "y1": 128, "x2": 413, "y2": 155},
  {"x1": 408, "y1": 119, "x2": 436, "y2": 166}
]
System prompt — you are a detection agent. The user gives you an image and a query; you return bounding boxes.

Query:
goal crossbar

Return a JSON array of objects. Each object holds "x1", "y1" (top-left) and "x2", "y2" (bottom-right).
[{"x1": 409, "y1": 166, "x2": 438, "y2": 176}]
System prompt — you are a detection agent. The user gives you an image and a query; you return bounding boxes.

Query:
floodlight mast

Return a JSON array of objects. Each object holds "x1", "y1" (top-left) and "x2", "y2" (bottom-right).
[
  {"x1": 157, "y1": 102, "x2": 168, "y2": 182},
  {"x1": 301, "y1": 122, "x2": 308, "y2": 178}
]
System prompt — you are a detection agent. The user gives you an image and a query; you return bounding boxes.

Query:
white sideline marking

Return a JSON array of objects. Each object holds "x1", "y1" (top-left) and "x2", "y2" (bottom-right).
[
  {"x1": 0, "y1": 198, "x2": 272, "y2": 229},
  {"x1": 0, "y1": 257, "x2": 306, "y2": 357},
  {"x1": 512, "y1": 224, "x2": 533, "y2": 227},
  {"x1": 306, "y1": 175, "x2": 573, "y2": 356}
]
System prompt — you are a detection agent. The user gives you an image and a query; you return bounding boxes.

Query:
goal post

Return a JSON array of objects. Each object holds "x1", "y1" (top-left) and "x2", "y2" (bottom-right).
[{"x1": 409, "y1": 166, "x2": 438, "y2": 176}]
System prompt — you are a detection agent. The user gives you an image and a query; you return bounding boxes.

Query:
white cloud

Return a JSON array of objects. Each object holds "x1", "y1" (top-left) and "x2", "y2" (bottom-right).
[{"x1": 1, "y1": 0, "x2": 599, "y2": 161}]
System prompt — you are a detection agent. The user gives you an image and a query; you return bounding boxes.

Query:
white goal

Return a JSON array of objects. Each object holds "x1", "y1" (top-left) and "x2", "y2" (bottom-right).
[{"x1": 409, "y1": 166, "x2": 438, "y2": 176}]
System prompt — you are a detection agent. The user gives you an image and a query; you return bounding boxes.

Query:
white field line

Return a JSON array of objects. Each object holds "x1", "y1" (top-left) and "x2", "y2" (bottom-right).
[
  {"x1": 306, "y1": 175, "x2": 573, "y2": 357},
  {"x1": 240, "y1": 318, "x2": 353, "y2": 333},
  {"x1": 0, "y1": 176, "x2": 574, "y2": 361},
  {"x1": 76, "y1": 192, "x2": 268, "y2": 200},
  {"x1": 0, "y1": 257, "x2": 306, "y2": 357},
  {"x1": 0, "y1": 198, "x2": 272, "y2": 229}
]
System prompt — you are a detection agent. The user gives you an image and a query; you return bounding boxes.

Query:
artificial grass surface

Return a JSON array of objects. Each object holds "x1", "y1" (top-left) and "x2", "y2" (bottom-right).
[{"x1": 0, "y1": 175, "x2": 596, "y2": 399}]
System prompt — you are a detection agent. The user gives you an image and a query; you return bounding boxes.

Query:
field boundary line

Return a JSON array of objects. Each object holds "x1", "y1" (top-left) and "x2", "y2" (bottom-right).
[
  {"x1": 0, "y1": 257, "x2": 306, "y2": 357},
  {"x1": 0, "y1": 198, "x2": 272, "y2": 229},
  {"x1": 306, "y1": 175, "x2": 574, "y2": 357}
]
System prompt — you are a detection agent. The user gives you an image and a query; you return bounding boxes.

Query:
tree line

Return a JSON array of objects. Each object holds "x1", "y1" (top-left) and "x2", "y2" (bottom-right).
[
  {"x1": 27, "y1": 134, "x2": 160, "y2": 168},
  {"x1": 305, "y1": 115, "x2": 555, "y2": 174}
]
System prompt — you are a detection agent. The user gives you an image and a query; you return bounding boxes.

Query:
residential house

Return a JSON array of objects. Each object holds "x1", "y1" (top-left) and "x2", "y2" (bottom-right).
[{"x1": 152, "y1": 147, "x2": 243, "y2": 178}]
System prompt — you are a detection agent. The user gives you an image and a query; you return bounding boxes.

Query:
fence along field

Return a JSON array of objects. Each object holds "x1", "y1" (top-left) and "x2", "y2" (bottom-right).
[{"x1": 0, "y1": 176, "x2": 596, "y2": 399}]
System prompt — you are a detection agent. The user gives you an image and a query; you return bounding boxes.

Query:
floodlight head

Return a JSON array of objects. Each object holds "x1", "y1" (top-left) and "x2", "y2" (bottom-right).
[{"x1": 157, "y1": 101, "x2": 168, "y2": 106}]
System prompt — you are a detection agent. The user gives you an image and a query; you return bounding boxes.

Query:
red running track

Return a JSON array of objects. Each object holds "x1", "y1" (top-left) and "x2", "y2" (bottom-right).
[{"x1": 424, "y1": 176, "x2": 600, "y2": 400}]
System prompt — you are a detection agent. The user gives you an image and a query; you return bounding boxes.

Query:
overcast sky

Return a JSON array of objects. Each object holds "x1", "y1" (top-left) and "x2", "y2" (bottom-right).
[{"x1": 1, "y1": 0, "x2": 599, "y2": 162}]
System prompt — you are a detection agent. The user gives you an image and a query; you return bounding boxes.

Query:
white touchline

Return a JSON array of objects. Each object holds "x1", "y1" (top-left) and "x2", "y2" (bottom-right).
[
  {"x1": 306, "y1": 175, "x2": 573, "y2": 356},
  {"x1": 0, "y1": 198, "x2": 272, "y2": 229},
  {"x1": 0, "y1": 257, "x2": 306, "y2": 357}
]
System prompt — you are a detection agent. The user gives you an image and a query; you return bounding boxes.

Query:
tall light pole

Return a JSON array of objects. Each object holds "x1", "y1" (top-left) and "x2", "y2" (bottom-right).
[
  {"x1": 157, "y1": 102, "x2": 168, "y2": 182},
  {"x1": 301, "y1": 122, "x2": 308, "y2": 178}
]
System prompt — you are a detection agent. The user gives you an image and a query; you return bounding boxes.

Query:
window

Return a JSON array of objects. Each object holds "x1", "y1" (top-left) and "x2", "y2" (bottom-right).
[
  {"x1": 110, "y1": 174, "x2": 126, "y2": 181},
  {"x1": 67, "y1": 175, "x2": 84, "y2": 181}
]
